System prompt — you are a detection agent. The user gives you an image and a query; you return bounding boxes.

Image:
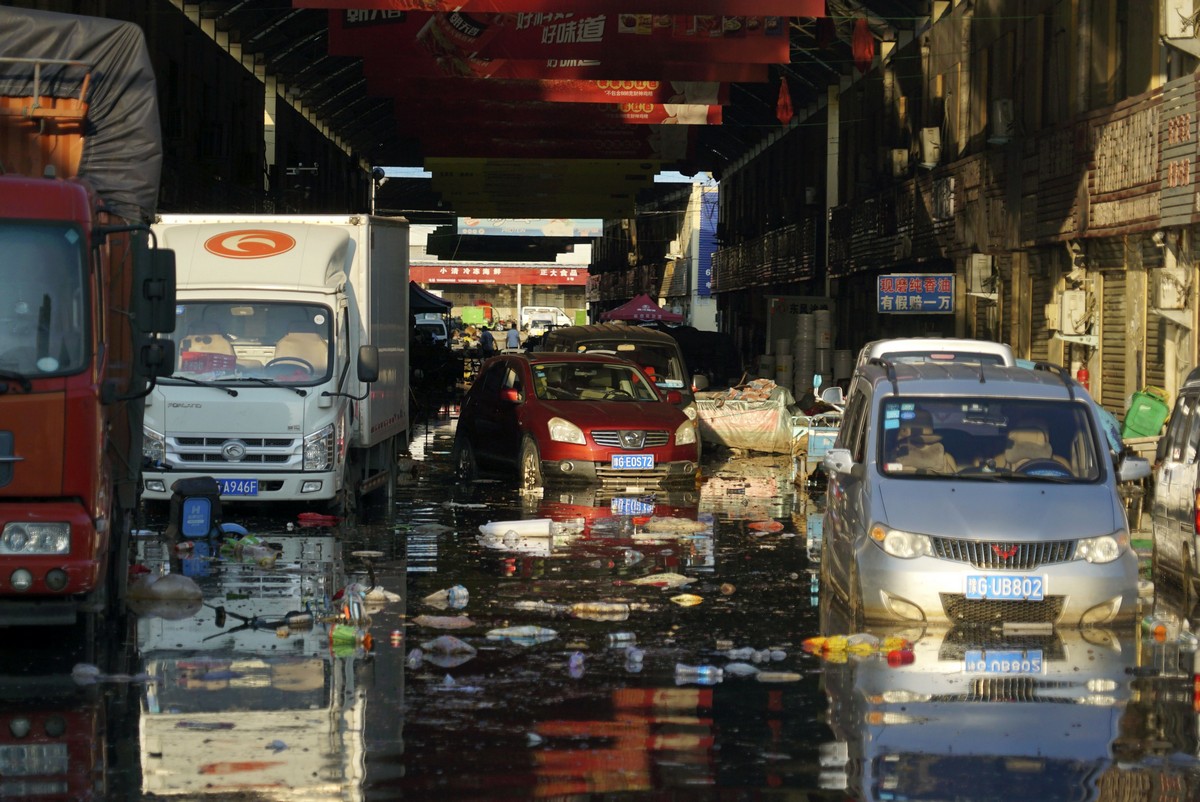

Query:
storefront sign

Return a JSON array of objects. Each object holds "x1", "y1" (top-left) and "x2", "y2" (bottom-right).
[
  {"x1": 412, "y1": 263, "x2": 588, "y2": 285},
  {"x1": 1160, "y1": 74, "x2": 1198, "y2": 227},
  {"x1": 877, "y1": 274, "x2": 954, "y2": 314},
  {"x1": 457, "y1": 218, "x2": 602, "y2": 236}
]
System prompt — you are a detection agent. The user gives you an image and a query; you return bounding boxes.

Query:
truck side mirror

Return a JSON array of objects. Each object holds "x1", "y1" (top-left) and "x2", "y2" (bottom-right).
[
  {"x1": 137, "y1": 247, "x2": 177, "y2": 334},
  {"x1": 140, "y1": 337, "x2": 176, "y2": 378},
  {"x1": 358, "y1": 345, "x2": 379, "y2": 383}
]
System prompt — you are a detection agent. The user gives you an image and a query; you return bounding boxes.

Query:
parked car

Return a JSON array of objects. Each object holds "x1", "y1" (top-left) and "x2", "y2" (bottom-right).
[
  {"x1": 452, "y1": 352, "x2": 700, "y2": 491},
  {"x1": 821, "y1": 359, "x2": 1150, "y2": 628},
  {"x1": 1150, "y1": 367, "x2": 1200, "y2": 611},
  {"x1": 855, "y1": 336, "x2": 1016, "y2": 368}
]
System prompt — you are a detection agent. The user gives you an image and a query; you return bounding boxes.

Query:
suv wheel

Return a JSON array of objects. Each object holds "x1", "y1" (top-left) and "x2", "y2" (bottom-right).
[{"x1": 518, "y1": 436, "x2": 543, "y2": 492}]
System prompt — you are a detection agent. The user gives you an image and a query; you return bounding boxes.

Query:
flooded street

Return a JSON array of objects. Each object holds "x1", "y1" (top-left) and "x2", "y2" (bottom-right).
[{"x1": 3, "y1": 416, "x2": 1200, "y2": 800}]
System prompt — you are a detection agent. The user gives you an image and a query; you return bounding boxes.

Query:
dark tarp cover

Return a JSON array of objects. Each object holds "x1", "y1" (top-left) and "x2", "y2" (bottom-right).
[
  {"x1": 410, "y1": 281, "x2": 452, "y2": 313},
  {"x1": 0, "y1": 7, "x2": 162, "y2": 222}
]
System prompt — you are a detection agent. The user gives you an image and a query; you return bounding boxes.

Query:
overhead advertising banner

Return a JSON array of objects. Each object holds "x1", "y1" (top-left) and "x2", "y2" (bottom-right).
[
  {"x1": 386, "y1": 96, "x2": 721, "y2": 125},
  {"x1": 361, "y1": 51, "x2": 767, "y2": 83},
  {"x1": 366, "y1": 73, "x2": 726, "y2": 105},
  {"x1": 877, "y1": 274, "x2": 955, "y2": 314},
  {"x1": 412, "y1": 263, "x2": 588, "y2": 285},
  {"x1": 456, "y1": 219, "x2": 602, "y2": 237},
  {"x1": 299, "y1": 2, "x2": 825, "y2": 16},
  {"x1": 418, "y1": 130, "x2": 691, "y2": 160}
]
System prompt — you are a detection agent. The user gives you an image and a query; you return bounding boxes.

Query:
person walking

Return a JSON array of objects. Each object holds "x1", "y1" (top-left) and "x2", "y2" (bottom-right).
[
  {"x1": 505, "y1": 323, "x2": 521, "y2": 352},
  {"x1": 479, "y1": 325, "x2": 496, "y2": 357}
]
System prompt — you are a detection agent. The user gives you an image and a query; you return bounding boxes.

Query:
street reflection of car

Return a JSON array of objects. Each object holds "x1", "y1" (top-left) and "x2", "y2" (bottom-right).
[
  {"x1": 452, "y1": 352, "x2": 699, "y2": 491},
  {"x1": 818, "y1": 598, "x2": 1134, "y2": 802},
  {"x1": 821, "y1": 361, "x2": 1150, "y2": 627}
]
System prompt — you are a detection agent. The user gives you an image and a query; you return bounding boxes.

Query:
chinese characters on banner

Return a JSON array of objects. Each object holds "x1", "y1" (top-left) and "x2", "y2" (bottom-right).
[
  {"x1": 297, "y1": 1, "x2": 826, "y2": 15},
  {"x1": 411, "y1": 264, "x2": 588, "y2": 285},
  {"x1": 877, "y1": 274, "x2": 955, "y2": 314}
]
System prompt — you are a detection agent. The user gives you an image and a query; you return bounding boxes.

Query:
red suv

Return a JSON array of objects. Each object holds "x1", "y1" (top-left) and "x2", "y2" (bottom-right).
[{"x1": 452, "y1": 353, "x2": 700, "y2": 490}]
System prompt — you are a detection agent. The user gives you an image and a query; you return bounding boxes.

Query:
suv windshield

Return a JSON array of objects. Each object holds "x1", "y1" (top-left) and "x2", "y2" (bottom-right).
[
  {"x1": 166, "y1": 302, "x2": 333, "y2": 385},
  {"x1": 0, "y1": 222, "x2": 87, "y2": 376},
  {"x1": 878, "y1": 397, "x2": 1101, "y2": 481},
  {"x1": 573, "y1": 343, "x2": 686, "y2": 390},
  {"x1": 532, "y1": 362, "x2": 661, "y2": 402}
]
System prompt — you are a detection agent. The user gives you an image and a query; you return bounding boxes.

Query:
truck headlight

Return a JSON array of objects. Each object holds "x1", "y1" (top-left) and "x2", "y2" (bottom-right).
[
  {"x1": 675, "y1": 420, "x2": 697, "y2": 446},
  {"x1": 870, "y1": 524, "x2": 932, "y2": 559},
  {"x1": 304, "y1": 424, "x2": 335, "y2": 470},
  {"x1": 143, "y1": 426, "x2": 165, "y2": 464},
  {"x1": 548, "y1": 417, "x2": 585, "y2": 445},
  {"x1": 1077, "y1": 532, "x2": 1126, "y2": 564},
  {"x1": 1, "y1": 523, "x2": 70, "y2": 555}
]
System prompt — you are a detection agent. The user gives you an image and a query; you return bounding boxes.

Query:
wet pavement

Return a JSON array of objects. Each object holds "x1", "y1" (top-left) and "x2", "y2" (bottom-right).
[{"x1": 2, "y1": 415, "x2": 1200, "y2": 800}]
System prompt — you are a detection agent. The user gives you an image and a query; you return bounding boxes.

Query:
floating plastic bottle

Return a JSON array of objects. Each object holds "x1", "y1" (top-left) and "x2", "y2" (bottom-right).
[
  {"x1": 608, "y1": 632, "x2": 637, "y2": 646},
  {"x1": 1180, "y1": 620, "x2": 1199, "y2": 651},
  {"x1": 568, "y1": 652, "x2": 585, "y2": 676},
  {"x1": 675, "y1": 663, "x2": 723, "y2": 685},
  {"x1": 624, "y1": 646, "x2": 645, "y2": 664}
]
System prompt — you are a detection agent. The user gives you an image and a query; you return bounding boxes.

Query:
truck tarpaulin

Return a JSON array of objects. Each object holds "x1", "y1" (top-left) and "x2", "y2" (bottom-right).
[{"x1": 0, "y1": 7, "x2": 162, "y2": 222}]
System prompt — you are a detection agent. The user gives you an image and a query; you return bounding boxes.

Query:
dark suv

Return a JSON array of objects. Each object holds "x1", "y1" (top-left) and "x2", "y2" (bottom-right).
[{"x1": 452, "y1": 352, "x2": 699, "y2": 491}]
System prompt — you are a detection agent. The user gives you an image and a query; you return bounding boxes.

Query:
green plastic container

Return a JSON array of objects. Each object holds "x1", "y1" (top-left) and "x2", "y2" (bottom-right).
[{"x1": 1122, "y1": 386, "x2": 1170, "y2": 438}]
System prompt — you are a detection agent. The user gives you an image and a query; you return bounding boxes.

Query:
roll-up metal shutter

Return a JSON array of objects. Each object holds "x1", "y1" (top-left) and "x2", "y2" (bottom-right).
[
  {"x1": 1141, "y1": 238, "x2": 1167, "y2": 391},
  {"x1": 998, "y1": 256, "x2": 1015, "y2": 351},
  {"x1": 1100, "y1": 270, "x2": 1127, "y2": 412}
]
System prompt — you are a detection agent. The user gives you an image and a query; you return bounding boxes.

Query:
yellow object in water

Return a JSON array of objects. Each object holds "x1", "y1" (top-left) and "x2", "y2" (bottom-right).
[{"x1": 670, "y1": 594, "x2": 704, "y2": 607}]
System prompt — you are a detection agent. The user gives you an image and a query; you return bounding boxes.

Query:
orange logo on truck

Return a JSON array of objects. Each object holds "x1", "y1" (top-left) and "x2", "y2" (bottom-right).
[{"x1": 204, "y1": 230, "x2": 296, "y2": 259}]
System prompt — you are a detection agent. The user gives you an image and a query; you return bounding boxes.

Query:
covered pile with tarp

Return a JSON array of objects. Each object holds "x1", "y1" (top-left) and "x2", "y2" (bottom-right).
[{"x1": 695, "y1": 379, "x2": 799, "y2": 454}]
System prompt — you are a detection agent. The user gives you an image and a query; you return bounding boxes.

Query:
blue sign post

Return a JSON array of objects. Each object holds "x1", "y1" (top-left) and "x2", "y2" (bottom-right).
[{"x1": 877, "y1": 274, "x2": 955, "y2": 314}]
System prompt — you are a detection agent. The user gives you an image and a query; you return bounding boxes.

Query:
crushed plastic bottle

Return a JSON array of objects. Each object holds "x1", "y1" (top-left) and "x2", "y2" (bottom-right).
[
  {"x1": 568, "y1": 652, "x2": 585, "y2": 677},
  {"x1": 1180, "y1": 620, "x2": 1199, "y2": 651},
  {"x1": 608, "y1": 632, "x2": 637, "y2": 646},
  {"x1": 674, "y1": 663, "x2": 723, "y2": 685},
  {"x1": 624, "y1": 646, "x2": 645, "y2": 664}
]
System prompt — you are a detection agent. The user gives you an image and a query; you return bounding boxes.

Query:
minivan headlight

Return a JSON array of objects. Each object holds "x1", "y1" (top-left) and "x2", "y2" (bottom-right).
[
  {"x1": 304, "y1": 424, "x2": 335, "y2": 470},
  {"x1": 870, "y1": 524, "x2": 933, "y2": 559},
  {"x1": 1077, "y1": 531, "x2": 1127, "y2": 564},
  {"x1": 548, "y1": 417, "x2": 586, "y2": 445},
  {"x1": 675, "y1": 420, "x2": 697, "y2": 446}
]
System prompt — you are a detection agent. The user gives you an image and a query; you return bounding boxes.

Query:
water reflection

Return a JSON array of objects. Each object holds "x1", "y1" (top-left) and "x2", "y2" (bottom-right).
[{"x1": 134, "y1": 532, "x2": 370, "y2": 799}]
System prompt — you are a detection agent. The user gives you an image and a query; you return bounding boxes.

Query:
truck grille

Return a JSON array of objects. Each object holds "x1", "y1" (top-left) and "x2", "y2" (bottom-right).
[
  {"x1": 591, "y1": 430, "x2": 670, "y2": 448},
  {"x1": 166, "y1": 435, "x2": 300, "y2": 470},
  {"x1": 930, "y1": 537, "x2": 1074, "y2": 569}
]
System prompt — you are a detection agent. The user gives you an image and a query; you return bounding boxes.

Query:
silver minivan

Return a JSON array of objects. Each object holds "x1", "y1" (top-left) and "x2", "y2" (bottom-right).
[
  {"x1": 1150, "y1": 368, "x2": 1200, "y2": 609},
  {"x1": 821, "y1": 360, "x2": 1151, "y2": 628}
]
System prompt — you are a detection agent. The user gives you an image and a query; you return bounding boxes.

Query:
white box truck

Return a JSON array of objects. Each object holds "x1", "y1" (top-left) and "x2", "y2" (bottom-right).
[{"x1": 142, "y1": 215, "x2": 409, "y2": 515}]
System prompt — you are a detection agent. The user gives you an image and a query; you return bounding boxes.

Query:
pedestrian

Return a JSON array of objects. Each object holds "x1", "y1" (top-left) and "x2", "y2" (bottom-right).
[
  {"x1": 479, "y1": 325, "x2": 496, "y2": 357},
  {"x1": 505, "y1": 322, "x2": 521, "y2": 352}
]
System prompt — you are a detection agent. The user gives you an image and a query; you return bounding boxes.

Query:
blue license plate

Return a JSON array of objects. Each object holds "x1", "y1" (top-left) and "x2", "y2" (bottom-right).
[
  {"x1": 964, "y1": 649, "x2": 1044, "y2": 674},
  {"x1": 217, "y1": 478, "x2": 259, "y2": 496},
  {"x1": 611, "y1": 497, "x2": 655, "y2": 515},
  {"x1": 611, "y1": 454, "x2": 654, "y2": 470},
  {"x1": 965, "y1": 575, "x2": 1044, "y2": 601}
]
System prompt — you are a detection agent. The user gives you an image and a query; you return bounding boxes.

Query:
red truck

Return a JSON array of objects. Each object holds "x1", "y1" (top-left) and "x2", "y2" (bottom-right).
[{"x1": 0, "y1": 9, "x2": 176, "y2": 626}]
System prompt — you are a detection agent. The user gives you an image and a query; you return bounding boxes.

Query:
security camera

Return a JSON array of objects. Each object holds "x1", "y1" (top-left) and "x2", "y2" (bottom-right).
[{"x1": 370, "y1": 166, "x2": 387, "y2": 182}]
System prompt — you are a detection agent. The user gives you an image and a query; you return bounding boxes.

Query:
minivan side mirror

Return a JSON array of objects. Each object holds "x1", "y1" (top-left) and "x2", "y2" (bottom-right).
[
  {"x1": 823, "y1": 448, "x2": 854, "y2": 475},
  {"x1": 820, "y1": 386, "x2": 845, "y2": 406},
  {"x1": 1117, "y1": 454, "x2": 1151, "y2": 483}
]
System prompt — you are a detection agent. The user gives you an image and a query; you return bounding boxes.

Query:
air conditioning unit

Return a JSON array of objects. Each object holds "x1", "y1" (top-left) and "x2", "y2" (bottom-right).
[
  {"x1": 890, "y1": 148, "x2": 909, "y2": 177},
  {"x1": 1044, "y1": 302, "x2": 1061, "y2": 331},
  {"x1": 968, "y1": 253, "x2": 993, "y2": 292},
  {"x1": 667, "y1": 239, "x2": 684, "y2": 258},
  {"x1": 1156, "y1": 265, "x2": 1188, "y2": 309},
  {"x1": 919, "y1": 127, "x2": 941, "y2": 168},
  {"x1": 1060, "y1": 289, "x2": 1088, "y2": 336},
  {"x1": 988, "y1": 99, "x2": 1015, "y2": 143}
]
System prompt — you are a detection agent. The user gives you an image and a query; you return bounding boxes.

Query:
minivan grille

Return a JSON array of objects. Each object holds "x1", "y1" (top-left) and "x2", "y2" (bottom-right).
[
  {"x1": 930, "y1": 537, "x2": 1075, "y2": 569},
  {"x1": 940, "y1": 594, "x2": 1064, "y2": 626},
  {"x1": 591, "y1": 430, "x2": 670, "y2": 448}
]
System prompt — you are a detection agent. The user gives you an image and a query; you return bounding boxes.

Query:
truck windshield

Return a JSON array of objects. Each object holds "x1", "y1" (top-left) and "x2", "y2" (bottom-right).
[
  {"x1": 877, "y1": 397, "x2": 1101, "y2": 481},
  {"x1": 166, "y1": 302, "x2": 333, "y2": 385},
  {"x1": 0, "y1": 222, "x2": 88, "y2": 376}
]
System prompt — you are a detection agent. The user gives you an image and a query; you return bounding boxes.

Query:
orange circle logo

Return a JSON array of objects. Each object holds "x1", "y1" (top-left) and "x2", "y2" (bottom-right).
[{"x1": 203, "y1": 230, "x2": 296, "y2": 259}]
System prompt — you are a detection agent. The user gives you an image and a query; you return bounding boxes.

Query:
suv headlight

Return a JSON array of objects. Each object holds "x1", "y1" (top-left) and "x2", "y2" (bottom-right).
[
  {"x1": 869, "y1": 524, "x2": 932, "y2": 559},
  {"x1": 683, "y1": 402, "x2": 698, "y2": 421},
  {"x1": 548, "y1": 417, "x2": 585, "y2": 444},
  {"x1": 143, "y1": 426, "x2": 165, "y2": 464},
  {"x1": 1, "y1": 523, "x2": 70, "y2": 555},
  {"x1": 304, "y1": 424, "x2": 335, "y2": 470},
  {"x1": 1077, "y1": 531, "x2": 1127, "y2": 564},
  {"x1": 675, "y1": 420, "x2": 697, "y2": 445}
]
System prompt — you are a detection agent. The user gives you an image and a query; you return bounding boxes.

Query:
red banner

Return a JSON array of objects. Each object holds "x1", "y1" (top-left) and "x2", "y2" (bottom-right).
[
  {"x1": 395, "y1": 97, "x2": 722, "y2": 125},
  {"x1": 299, "y1": 2, "x2": 825, "y2": 16},
  {"x1": 360, "y1": 52, "x2": 764, "y2": 83},
  {"x1": 416, "y1": 126, "x2": 691, "y2": 160},
  {"x1": 412, "y1": 264, "x2": 589, "y2": 285},
  {"x1": 366, "y1": 73, "x2": 725, "y2": 105}
]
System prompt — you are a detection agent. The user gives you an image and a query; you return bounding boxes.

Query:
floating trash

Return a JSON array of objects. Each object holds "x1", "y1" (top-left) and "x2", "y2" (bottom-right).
[
  {"x1": 486, "y1": 625, "x2": 558, "y2": 645},
  {"x1": 420, "y1": 635, "x2": 477, "y2": 655},
  {"x1": 570, "y1": 601, "x2": 630, "y2": 622},
  {"x1": 640, "y1": 517, "x2": 710, "y2": 534},
  {"x1": 626, "y1": 572, "x2": 694, "y2": 589},
  {"x1": 423, "y1": 585, "x2": 469, "y2": 610},
  {"x1": 724, "y1": 662, "x2": 760, "y2": 677},
  {"x1": 748, "y1": 519, "x2": 784, "y2": 533},
  {"x1": 670, "y1": 594, "x2": 703, "y2": 607},
  {"x1": 411, "y1": 615, "x2": 475, "y2": 630}
]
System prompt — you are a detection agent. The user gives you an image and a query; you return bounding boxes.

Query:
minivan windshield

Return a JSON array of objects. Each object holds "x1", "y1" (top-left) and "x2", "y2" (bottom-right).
[{"x1": 878, "y1": 397, "x2": 1101, "y2": 481}]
